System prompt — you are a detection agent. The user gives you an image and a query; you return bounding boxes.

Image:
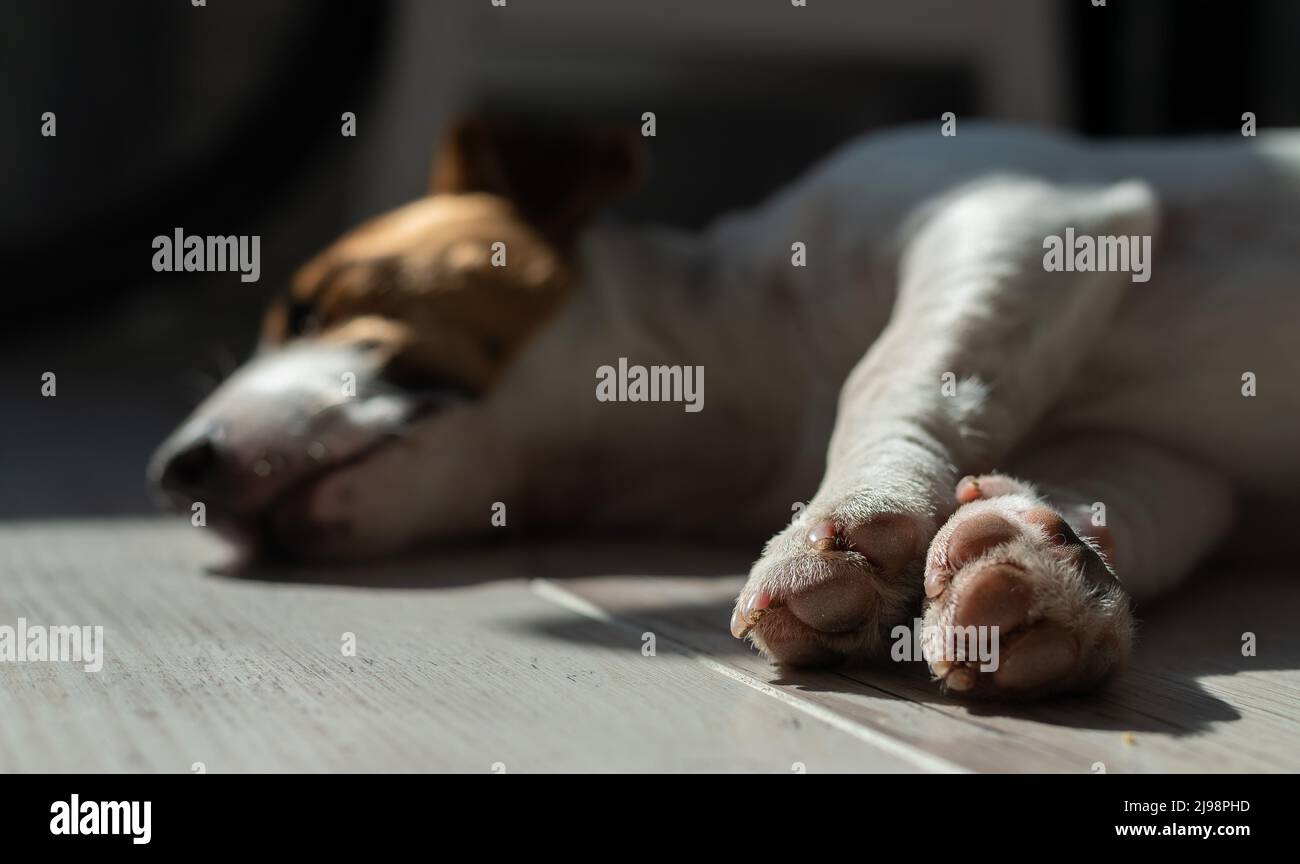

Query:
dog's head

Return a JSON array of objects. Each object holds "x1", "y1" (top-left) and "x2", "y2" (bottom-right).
[{"x1": 148, "y1": 118, "x2": 642, "y2": 549}]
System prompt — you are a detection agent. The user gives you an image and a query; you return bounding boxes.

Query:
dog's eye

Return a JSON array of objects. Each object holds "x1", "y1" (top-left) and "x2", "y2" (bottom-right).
[{"x1": 285, "y1": 300, "x2": 320, "y2": 336}]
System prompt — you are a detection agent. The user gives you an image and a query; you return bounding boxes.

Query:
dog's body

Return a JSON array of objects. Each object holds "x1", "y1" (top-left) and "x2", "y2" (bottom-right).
[{"x1": 151, "y1": 123, "x2": 1300, "y2": 698}]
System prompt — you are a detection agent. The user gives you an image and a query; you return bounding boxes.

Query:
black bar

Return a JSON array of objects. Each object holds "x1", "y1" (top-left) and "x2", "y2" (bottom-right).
[{"x1": 0, "y1": 774, "x2": 1289, "y2": 850}]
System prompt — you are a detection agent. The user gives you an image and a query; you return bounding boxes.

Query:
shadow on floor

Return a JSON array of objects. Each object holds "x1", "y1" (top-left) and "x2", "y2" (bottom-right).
[
  {"x1": 508, "y1": 562, "x2": 1297, "y2": 737},
  {"x1": 34, "y1": 509, "x2": 1298, "y2": 740},
  {"x1": 219, "y1": 538, "x2": 757, "y2": 590}
]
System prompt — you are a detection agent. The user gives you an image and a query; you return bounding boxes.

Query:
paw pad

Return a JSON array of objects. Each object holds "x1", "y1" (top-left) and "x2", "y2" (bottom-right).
[{"x1": 921, "y1": 475, "x2": 1132, "y2": 699}]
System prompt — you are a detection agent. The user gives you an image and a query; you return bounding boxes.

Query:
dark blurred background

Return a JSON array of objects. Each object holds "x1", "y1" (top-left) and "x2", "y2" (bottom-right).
[{"x1": 3, "y1": 0, "x2": 1299, "y2": 518}]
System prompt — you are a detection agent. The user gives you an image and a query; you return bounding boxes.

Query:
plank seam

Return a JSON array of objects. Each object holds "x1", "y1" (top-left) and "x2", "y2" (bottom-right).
[{"x1": 529, "y1": 578, "x2": 969, "y2": 774}]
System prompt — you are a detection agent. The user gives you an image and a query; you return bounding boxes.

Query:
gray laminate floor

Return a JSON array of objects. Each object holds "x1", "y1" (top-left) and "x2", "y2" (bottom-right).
[{"x1": 1, "y1": 518, "x2": 1294, "y2": 772}]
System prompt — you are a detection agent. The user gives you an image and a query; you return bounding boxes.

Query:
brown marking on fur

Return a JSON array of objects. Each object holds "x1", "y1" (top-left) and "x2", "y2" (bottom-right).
[
  {"x1": 431, "y1": 117, "x2": 646, "y2": 243},
  {"x1": 262, "y1": 116, "x2": 646, "y2": 396}
]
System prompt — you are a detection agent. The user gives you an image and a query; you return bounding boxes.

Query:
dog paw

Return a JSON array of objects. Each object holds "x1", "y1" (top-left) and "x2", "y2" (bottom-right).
[
  {"x1": 921, "y1": 474, "x2": 1133, "y2": 699},
  {"x1": 731, "y1": 508, "x2": 930, "y2": 666}
]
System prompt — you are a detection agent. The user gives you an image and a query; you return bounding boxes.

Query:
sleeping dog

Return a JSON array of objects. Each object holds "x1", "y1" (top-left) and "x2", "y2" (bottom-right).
[{"x1": 150, "y1": 119, "x2": 1300, "y2": 699}]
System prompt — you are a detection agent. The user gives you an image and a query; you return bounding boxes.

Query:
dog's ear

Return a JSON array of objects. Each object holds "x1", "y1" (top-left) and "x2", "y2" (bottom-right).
[{"x1": 430, "y1": 116, "x2": 646, "y2": 243}]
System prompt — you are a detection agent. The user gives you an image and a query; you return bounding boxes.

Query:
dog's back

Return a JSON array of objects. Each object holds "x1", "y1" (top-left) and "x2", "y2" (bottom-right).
[{"x1": 695, "y1": 124, "x2": 1300, "y2": 492}]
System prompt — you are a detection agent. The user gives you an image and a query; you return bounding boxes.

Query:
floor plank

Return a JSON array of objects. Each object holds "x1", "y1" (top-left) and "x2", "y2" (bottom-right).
[
  {"x1": 1, "y1": 520, "x2": 1294, "y2": 772},
  {"x1": 0, "y1": 520, "x2": 917, "y2": 773},
  {"x1": 549, "y1": 560, "x2": 1300, "y2": 773}
]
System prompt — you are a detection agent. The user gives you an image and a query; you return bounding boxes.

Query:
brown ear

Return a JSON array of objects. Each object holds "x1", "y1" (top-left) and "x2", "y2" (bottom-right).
[{"x1": 430, "y1": 116, "x2": 646, "y2": 243}]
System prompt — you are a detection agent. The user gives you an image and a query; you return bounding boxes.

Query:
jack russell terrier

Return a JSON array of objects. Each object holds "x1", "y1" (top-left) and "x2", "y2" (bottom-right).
[{"x1": 149, "y1": 119, "x2": 1300, "y2": 700}]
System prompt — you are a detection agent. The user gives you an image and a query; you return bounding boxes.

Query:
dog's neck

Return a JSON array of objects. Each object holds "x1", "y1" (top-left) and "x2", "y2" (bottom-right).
[
  {"x1": 485, "y1": 213, "x2": 901, "y2": 535},
  {"x1": 573, "y1": 213, "x2": 896, "y2": 374}
]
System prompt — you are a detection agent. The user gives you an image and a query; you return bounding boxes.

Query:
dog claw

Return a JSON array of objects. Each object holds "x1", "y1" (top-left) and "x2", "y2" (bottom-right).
[
  {"x1": 807, "y1": 519, "x2": 840, "y2": 551},
  {"x1": 730, "y1": 591, "x2": 775, "y2": 638},
  {"x1": 944, "y1": 666, "x2": 977, "y2": 692},
  {"x1": 956, "y1": 475, "x2": 982, "y2": 503}
]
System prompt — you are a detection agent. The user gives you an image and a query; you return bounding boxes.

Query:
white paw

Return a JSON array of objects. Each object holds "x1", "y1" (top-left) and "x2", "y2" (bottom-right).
[
  {"x1": 921, "y1": 474, "x2": 1133, "y2": 699},
  {"x1": 731, "y1": 502, "x2": 932, "y2": 667}
]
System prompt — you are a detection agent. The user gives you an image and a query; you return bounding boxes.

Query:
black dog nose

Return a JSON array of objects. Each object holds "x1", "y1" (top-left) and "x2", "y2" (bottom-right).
[{"x1": 157, "y1": 437, "x2": 220, "y2": 498}]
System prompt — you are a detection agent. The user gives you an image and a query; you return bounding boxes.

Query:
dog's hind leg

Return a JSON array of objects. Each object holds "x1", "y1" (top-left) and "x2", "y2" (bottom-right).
[{"x1": 919, "y1": 433, "x2": 1233, "y2": 699}]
